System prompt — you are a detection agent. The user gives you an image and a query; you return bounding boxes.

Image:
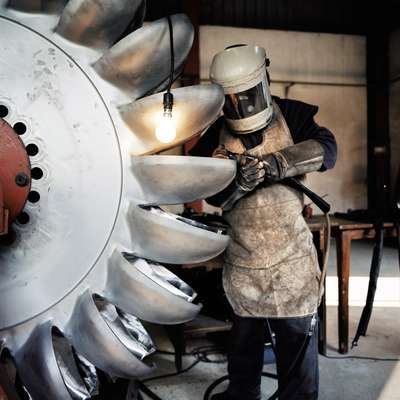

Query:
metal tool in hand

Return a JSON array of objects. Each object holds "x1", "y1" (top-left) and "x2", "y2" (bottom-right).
[{"x1": 225, "y1": 150, "x2": 331, "y2": 214}]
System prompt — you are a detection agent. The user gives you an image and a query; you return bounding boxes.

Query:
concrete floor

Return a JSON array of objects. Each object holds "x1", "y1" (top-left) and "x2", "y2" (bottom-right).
[
  {"x1": 141, "y1": 306, "x2": 399, "y2": 400},
  {"x1": 141, "y1": 241, "x2": 400, "y2": 400}
]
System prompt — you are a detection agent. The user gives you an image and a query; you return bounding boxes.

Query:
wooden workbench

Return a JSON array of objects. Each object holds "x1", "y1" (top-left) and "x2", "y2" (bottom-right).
[{"x1": 307, "y1": 216, "x2": 397, "y2": 354}]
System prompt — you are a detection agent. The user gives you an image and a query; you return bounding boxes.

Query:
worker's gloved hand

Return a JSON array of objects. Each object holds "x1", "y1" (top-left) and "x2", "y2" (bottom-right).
[
  {"x1": 209, "y1": 147, "x2": 265, "y2": 211},
  {"x1": 261, "y1": 139, "x2": 325, "y2": 182},
  {"x1": 236, "y1": 157, "x2": 265, "y2": 191},
  {"x1": 212, "y1": 145, "x2": 265, "y2": 192}
]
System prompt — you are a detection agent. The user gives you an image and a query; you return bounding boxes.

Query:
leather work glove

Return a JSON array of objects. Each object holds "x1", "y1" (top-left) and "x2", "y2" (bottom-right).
[
  {"x1": 211, "y1": 146, "x2": 265, "y2": 211},
  {"x1": 212, "y1": 145, "x2": 265, "y2": 191},
  {"x1": 236, "y1": 157, "x2": 265, "y2": 192},
  {"x1": 261, "y1": 139, "x2": 325, "y2": 182}
]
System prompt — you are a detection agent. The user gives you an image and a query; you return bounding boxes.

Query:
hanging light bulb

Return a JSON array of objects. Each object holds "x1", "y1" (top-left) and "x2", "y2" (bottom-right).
[
  {"x1": 155, "y1": 15, "x2": 177, "y2": 145},
  {"x1": 155, "y1": 92, "x2": 176, "y2": 143},
  {"x1": 155, "y1": 112, "x2": 176, "y2": 144}
]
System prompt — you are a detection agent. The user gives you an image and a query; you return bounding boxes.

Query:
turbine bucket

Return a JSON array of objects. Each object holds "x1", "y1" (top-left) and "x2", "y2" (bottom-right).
[
  {"x1": 6, "y1": 0, "x2": 67, "y2": 13},
  {"x1": 68, "y1": 291, "x2": 154, "y2": 378},
  {"x1": 94, "y1": 296, "x2": 155, "y2": 360},
  {"x1": 106, "y1": 251, "x2": 202, "y2": 324},
  {"x1": 56, "y1": 0, "x2": 144, "y2": 49},
  {"x1": 15, "y1": 322, "x2": 89, "y2": 400},
  {"x1": 131, "y1": 156, "x2": 236, "y2": 205},
  {"x1": 121, "y1": 84, "x2": 225, "y2": 155},
  {"x1": 94, "y1": 14, "x2": 194, "y2": 98},
  {"x1": 128, "y1": 204, "x2": 229, "y2": 264}
]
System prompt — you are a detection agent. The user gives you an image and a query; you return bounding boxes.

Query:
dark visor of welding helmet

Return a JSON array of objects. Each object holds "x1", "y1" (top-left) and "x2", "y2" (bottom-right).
[{"x1": 223, "y1": 81, "x2": 270, "y2": 120}]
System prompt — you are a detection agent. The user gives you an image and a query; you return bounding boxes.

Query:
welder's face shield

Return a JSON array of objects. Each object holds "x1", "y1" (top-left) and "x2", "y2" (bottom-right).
[
  {"x1": 210, "y1": 44, "x2": 273, "y2": 133},
  {"x1": 223, "y1": 81, "x2": 270, "y2": 120},
  {"x1": 222, "y1": 69, "x2": 273, "y2": 134}
]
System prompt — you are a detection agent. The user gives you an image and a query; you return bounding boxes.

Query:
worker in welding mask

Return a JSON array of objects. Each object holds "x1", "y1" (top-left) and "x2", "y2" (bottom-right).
[{"x1": 190, "y1": 44, "x2": 337, "y2": 400}]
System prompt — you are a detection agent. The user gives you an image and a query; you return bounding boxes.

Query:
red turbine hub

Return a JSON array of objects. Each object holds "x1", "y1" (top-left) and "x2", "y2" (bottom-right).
[{"x1": 0, "y1": 118, "x2": 31, "y2": 234}]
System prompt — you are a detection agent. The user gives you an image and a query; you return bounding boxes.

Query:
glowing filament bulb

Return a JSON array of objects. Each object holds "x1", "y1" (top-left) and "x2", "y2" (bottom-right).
[{"x1": 155, "y1": 111, "x2": 176, "y2": 144}]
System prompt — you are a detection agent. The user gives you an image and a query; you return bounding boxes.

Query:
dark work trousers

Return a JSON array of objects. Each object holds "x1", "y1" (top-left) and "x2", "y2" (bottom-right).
[{"x1": 226, "y1": 313, "x2": 319, "y2": 400}]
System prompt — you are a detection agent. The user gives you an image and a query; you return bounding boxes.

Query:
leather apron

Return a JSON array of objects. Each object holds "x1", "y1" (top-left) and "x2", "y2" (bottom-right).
[{"x1": 220, "y1": 102, "x2": 320, "y2": 318}]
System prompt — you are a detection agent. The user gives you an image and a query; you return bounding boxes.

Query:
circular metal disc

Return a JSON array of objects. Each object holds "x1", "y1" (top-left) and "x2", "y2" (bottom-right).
[{"x1": 0, "y1": 17, "x2": 122, "y2": 329}]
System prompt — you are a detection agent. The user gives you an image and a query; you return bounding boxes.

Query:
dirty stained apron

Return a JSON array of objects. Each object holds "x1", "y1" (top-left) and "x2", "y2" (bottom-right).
[{"x1": 220, "y1": 103, "x2": 320, "y2": 318}]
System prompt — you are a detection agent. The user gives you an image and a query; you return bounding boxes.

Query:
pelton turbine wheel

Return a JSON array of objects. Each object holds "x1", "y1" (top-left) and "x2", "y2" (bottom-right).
[{"x1": 0, "y1": 1, "x2": 236, "y2": 398}]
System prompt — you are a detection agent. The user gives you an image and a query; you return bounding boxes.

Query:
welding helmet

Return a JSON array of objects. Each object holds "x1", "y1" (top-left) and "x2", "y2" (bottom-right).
[{"x1": 210, "y1": 44, "x2": 273, "y2": 134}]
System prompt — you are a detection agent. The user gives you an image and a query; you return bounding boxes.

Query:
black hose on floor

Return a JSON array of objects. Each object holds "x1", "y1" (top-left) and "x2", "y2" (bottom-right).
[{"x1": 202, "y1": 316, "x2": 315, "y2": 400}]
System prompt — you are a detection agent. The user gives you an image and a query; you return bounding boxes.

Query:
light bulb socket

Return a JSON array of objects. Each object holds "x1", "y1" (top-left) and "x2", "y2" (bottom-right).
[{"x1": 163, "y1": 91, "x2": 174, "y2": 113}]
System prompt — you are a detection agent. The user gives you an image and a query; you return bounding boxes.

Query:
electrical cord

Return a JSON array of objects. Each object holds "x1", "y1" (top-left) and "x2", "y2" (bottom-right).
[
  {"x1": 195, "y1": 350, "x2": 226, "y2": 364},
  {"x1": 137, "y1": 345, "x2": 228, "y2": 399},
  {"x1": 203, "y1": 370, "x2": 279, "y2": 400},
  {"x1": 140, "y1": 345, "x2": 226, "y2": 385},
  {"x1": 156, "y1": 345, "x2": 227, "y2": 362},
  {"x1": 319, "y1": 213, "x2": 331, "y2": 299},
  {"x1": 158, "y1": 14, "x2": 175, "y2": 122},
  {"x1": 250, "y1": 316, "x2": 316, "y2": 400},
  {"x1": 166, "y1": 15, "x2": 174, "y2": 93}
]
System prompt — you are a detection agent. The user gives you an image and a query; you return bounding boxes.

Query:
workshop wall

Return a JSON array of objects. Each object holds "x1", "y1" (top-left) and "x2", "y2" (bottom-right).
[
  {"x1": 390, "y1": 29, "x2": 400, "y2": 200},
  {"x1": 200, "y1": 26, "x2": 367, "y2": 213}
]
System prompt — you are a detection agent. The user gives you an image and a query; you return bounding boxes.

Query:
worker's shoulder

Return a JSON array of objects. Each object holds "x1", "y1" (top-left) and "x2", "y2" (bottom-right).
[{"x1": 273, "y1": 95, "x2": 319, "y2": 118}]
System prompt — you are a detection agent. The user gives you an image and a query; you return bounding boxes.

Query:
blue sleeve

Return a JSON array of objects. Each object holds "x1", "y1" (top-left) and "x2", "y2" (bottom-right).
[{"x1": 305, "y1": 124, "x2": 337, "y2": 171}]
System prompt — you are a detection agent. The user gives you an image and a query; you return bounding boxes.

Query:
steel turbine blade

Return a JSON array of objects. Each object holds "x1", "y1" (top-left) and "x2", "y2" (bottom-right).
[
  {"x1": 106, "y1": 251, "x2": 202, "y2": 324},
  {"x1": 128, "y1": 204, "x2": 229, "y2": 264},
  {"x1": 94, "y1": 14, "x2": 193, "y2": 98},
  {"x1": 131, "y1": 156, "x2": 236, "y2": 205},
  {"x1": 56, "y1": 0, "x2": 144, "y2": 49},
  {"x1": 68, "y1": 291, "x2": 154, "y2": 378},
  {"x1": 15, "y1": 322, "x2": 88, "y2": 400}
]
